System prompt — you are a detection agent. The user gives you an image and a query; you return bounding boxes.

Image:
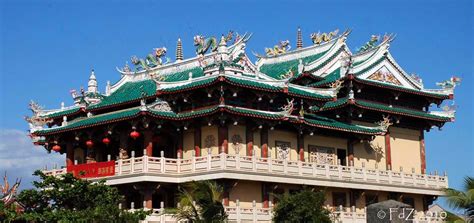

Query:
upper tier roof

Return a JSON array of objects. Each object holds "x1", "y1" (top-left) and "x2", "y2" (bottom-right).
[{"x1": 26, "y1": 29, "x2": 459, "y2": 134}]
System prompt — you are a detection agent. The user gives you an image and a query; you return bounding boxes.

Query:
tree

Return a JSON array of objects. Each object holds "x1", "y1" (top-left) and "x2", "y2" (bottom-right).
[
  {"x1": 444, "y1": 176, "x2": 474, "y2": 222},
  {"x1": 172, "y1": 180, "x2": 227, "y2": 223},
  {"x1": 272, "y1": 188, "x2": 331, "y2": 223},
  {"x1": 16, "y1": 170, "x2": 149, "y2": 222}
]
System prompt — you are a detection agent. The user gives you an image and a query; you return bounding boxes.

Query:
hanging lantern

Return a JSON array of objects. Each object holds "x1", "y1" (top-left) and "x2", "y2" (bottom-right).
[
  {"x1": 52, "y1": 144, "x2": 61, "y2": 152},
  {"x1": 102, "y1": 137, "x2": 110, "y2": 145},
  {"x1": 86, "y1": 140, "x2": 94, "y2": 148},
  {"x1": 130, "y1": 130, "x2": 140, "y2": 140}
]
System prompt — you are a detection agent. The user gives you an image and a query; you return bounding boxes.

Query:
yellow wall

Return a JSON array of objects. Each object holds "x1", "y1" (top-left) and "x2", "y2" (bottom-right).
[
  {"x1": 201, "y1": 126, "x2": 218, "y2": 156},
  {"x1": 253, "y1": 130, "x2": 261, "y2": 157},
  {"x1": 229, "y1": 181, "x2": 263, "y2": 208},
  {"x1": 182, "y1": 129, "x2": 194, "y2": 159},
  {"x1": 304, "y1": 135, "x2": 347, "y2": 164},
  {"x1": 269, "y1": 130, "x2": 297, "y2": 160},
  {"x1": 228, "y1": 125, "x2": 246, "y2": 156},
  {"x1": 353, "y1": 135, "x2": 387, "y2": 170},
  {"x1": 390, "y1": 127, "x2": 421, "y2": 174}
]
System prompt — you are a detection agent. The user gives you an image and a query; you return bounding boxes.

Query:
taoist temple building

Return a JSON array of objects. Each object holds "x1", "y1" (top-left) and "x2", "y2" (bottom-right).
[{"x1": 26, "y1": 28, "x2": 459, "y2": 222}]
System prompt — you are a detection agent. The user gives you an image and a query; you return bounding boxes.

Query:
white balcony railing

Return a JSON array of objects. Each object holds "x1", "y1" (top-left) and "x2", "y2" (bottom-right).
[{"x1": 44, "y1": 152, "x2": 448, "y2": 191}]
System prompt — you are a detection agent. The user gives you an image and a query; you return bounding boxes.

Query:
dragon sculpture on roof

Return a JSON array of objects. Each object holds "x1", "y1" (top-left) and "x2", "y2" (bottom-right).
[
  {"x1": 264, "y1": 40, "x2": 291, "y2": 57},
  {"x1": 194, "y1": 31, "x2": 233, "y2": 55},
  {"x1": 131, "y1": 47, "x2": 169, "y2": 71},
  {"x1": 357, "y1": 35, "x2": 380, "y2": 53},
  {"x1": 310, "y1": 29, "x2": 339, "y2": 45}
]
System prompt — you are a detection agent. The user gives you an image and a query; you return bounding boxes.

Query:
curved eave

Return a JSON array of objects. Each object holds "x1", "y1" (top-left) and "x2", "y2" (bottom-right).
[
  {"x1": 39, "y1": 107, "x2": 84, "y2": 119},
  {"x1": 34, "y1": 104, "x2": 382, "y2": 137},
  {"x1": 157, "y1": 76, "x2": 334, "y2": 101},
  {"x1": 353, "y1": 77, "x2": 450, "y2": 99},
  {"x1": 312, "y1": 98, "x2": 452, "y2": 122}
]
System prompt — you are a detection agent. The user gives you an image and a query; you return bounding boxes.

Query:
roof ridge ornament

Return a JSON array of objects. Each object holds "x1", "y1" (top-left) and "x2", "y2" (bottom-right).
[
  {"x1": 310, "y1": 29, "x2": 339, "y2": 45},
  {"x1": 280, "y1": 98, "x2": 295, "y2": 117},
  {"x1": 296, "y1": 27, "x2": 303, "y2": 49},
  {"x1": 131, "y1": 47, "x2": 169, "y2": 71},
  {"x1": 436, "y1": 76, "x2": 461, "y2": 90},
  {"x1": 376, "y1": 115, "x2": 393, "y2": 132},
  {"x1": 264, "y1": 40, "x2": 291, "y2": 57},
  {"x1": 176, "y1": 38, "x2": 183, "y2": 61}
]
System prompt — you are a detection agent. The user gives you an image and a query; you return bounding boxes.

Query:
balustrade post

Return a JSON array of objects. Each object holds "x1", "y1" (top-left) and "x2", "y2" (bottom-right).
[
  {"x1": 118, "y1": 159, "x2": 122, "y2": 175},
  {"x1": 177, "y1": 151, "x2": 181, "y2": 174},
  {"x1": 252, "y1": 150, "x2": 257, "y2": 172},
  {"x1": 338, "y1": 165, "x2": 342, "y2": 180},
  {"x1": 160, "y1": 151, "x2": 165, "y2": 173},
  {"x1": 284, "y1": 158, "x2": 288, "y2": 174},
  {"x1": 401, "y1": 172, "x2": 405, "y2": 185},
  {"x1": 268, "y1": 151, "x2": 272, "y2": 173},
  {"x1": 350, "y1": 166, "x2": 355, "y2": 180},
  {"x1": 252, "y1": 200, "x2": 257, "y2": 223},
  {"x1": 236, "y1": 152, "x2": 241, "y2": 170},
  {"x1": 362, "y1": 164, "x2": 367, "y2": 181},
  {"x1": 206, "y1": 152, "x2": 211, "y2": 171},
  {"x1": 388, "y1": 170, "x2": 393, "y2": 184},
  {"x1": 312, "y1": 162, "x2": 316, "y2": 177},
  {"x1": 298, "y1": 160, "x2": 302, "y2": 176},
  {"x1": 325, "y1": 164, "x2": 330, "y2": 178},
  {"x1": 143, "y1": 149, "x2": 148, "y2": 173},
  {"x1": 130, "y1": 151, "x2": 135, "y2": 174},
  {"x1": 236, "y1": 199, "x2": 241, "y2": 223},
  {"x1": 107, "y1": 154, "x2": 111, "y2": 161},
  {"x1": 220, "y1": 152, "x2": 226, "y2": 170},
  {"x1": 376, "y1": 169, "x2": 380, "y2": 183}
]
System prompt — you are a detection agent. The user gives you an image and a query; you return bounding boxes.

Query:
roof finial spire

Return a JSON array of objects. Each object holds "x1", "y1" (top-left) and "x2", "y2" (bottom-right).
[
  {"x1": 297, "y1": 27, "x2": 303, "y2": 49},
  {"x1": 176, "y1": 38, "x2": 183, "y2": 61},
  {"x1": 88, "y1": 69, "x2": 98, "y2": 94}
]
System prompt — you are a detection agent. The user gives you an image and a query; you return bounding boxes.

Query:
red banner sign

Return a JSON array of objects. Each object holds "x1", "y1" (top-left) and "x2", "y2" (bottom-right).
[{"x1": 67, "y1": 161, "x2": 115, "y2": 178}]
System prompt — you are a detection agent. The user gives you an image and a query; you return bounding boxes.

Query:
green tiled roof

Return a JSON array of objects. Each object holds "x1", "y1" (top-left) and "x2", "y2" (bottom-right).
[
  {"x1": 259, "y1": 50, "x2": 329, "y2": 80},
  {"x1": 312, "y1": 97, "x2": 451, "y2": 121},
  {"x1": 36, "y1": 107, "x2": 141, "y2": 135},
  {"x1": 162, "y1": 67, "x2": 204, "y2": 82},
  {"x1": 159, "y1": 77, "x2": 218, "y2": 93},
  {"x1": 354, "y1": 78, "x2": 449, "y2": 99},
  {"x1": 309, "y1": 68, "x2": 342, "y2": 87},
  {"x1": 302, "y1": 114, "x2": 384, "y2": 134},
  {"x1": 149, "y1": 106, "x2": 218, "y2": 119},
  {"x1": 226, "y1": 106, "x2": 284, "y2": 119},
  {"x1": 355, "y1": 100, "x2": 451, "y2": 121},
  {"x1": 88, "y1": 80, "x2": 156, "y2": 110},
  {"x1": 287, "y1": 86, "x2": 333, "y2": 100},
  {"x1": 40, "y1": 107, "x2": 82, "y2": 119},
  {"x1": 225, "y1": 76, "x2": 281, "y2": 91}
]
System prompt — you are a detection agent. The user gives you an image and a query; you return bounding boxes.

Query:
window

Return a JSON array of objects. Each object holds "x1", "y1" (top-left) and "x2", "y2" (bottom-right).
[
  {"x1": 275, "y1": 141, "x2": 291, "y2": 160},
  {"x1": 308, "y1": 145, "x2": 335, "y2": 164}
]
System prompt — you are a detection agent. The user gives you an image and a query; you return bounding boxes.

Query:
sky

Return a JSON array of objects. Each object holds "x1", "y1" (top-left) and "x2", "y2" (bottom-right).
[{"x1": 0, "y1": 0, "x2": 472, "y2": 211}]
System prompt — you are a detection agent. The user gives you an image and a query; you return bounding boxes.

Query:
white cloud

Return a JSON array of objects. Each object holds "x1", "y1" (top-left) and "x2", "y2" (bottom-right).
[{"x1": 0, "y1": 129, "x2": 64, "y2": 189}]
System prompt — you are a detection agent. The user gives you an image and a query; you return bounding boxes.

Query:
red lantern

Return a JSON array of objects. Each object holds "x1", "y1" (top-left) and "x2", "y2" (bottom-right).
[
  {"x1": 86, "y1": 140, "x2": 94, "y2": 148},
  {"x1": 102, "y1": 137, "x2": 110, "y2": 145},
  {"x1": 130, "y1": 130, "x2": 140, "y2": 140},
  {"x1": 52, "y1": 144, "x2": 61, "y2": 152}
]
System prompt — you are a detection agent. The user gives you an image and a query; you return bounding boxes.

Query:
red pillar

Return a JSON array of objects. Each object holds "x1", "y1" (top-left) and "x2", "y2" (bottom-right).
[
  {"x1": 66, "y1": 142, "x2": 74, "y2": 167},
  {"x1": 262, "y1": 183, "x2": 269, "y2": 208},
  {"x1": 144, "y1": 130, "x2": 153, "y2": 156},
  {"x1": 420, "y1": 130, "x2": 426, "y2": 174},
  {"x1": 261, "y1": 127, "x2": 268, "y2": 158},
  {"x1": 347, "y1": 139, "x2": 354, "y2": 166},
  {"x1": 246, "y1": 125, "x2": 254, "y2": 156},
  {"x1": 385, "y1": 132, "x2": 392, "y2": 170},
  {"x1": 297, "y1": 133, "x2": 305, "y2": 161},
  {"x1": 218, "y1": 125, "x2": 228, "y2": 154},
  {"x1": 194, "y1": 125, "x2": 201, "y2": 156},
  {"x1": 144, "y1": 191, "x2": 153, "y2": 209},
  {"x1": 223, "y1": 191, "x2": 230, "y2": 206}
]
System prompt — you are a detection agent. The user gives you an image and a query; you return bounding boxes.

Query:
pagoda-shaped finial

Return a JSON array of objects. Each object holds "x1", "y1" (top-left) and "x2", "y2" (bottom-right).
[
  {"x1": 296, "y1": 27, "x2": 303, "y2": 49},
  {"x1": 176, "y1": 38, "x2": 183, "y2": 61},
  {"x1": 88, "y1": 69, "x2": 98, "y2": 94}
]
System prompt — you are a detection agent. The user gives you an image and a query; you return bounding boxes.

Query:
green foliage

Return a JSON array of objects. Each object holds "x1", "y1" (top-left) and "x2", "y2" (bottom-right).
[
  {"x1": 0, "y1": 200, "x2": 21, "y2": 222},
  {"x1": 16, "y1": 170, "x2": 150, "y2": 222},
  {"x1": 272, "y1": 188, "x2": 331, "y2": 223},
  {"x1": 444, "y1": 176, "x2": 474, "y2": 222},
  {"x1": 173, "y1": 180, "x2": 227, "y2": 223}
]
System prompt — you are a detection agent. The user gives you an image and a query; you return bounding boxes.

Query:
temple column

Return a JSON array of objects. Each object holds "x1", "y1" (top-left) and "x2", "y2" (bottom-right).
[
  {"x1": 144, "y1": 130, "x2": 153, "y2": 157},
  {"x1": 297, "y1": 133, "x2": 304, "y2": 161},
  {"x1": 420, "y1": 130, "x2": 426, "y2": 174},
  {"x1": 218, "y1": 125, "x2": 228, "y2": 154},
  {"x1": 385, "y1": 132, "x2": 392, "y2": 170},
  {"x1": 262, "y1": 183, "x2": 270, "y2": 208},
  {"x1": 66, "y1": 142, "x2": 74, "y2": 167},
  {"x1": 347, "y1": 139, "x2": 355, "y2": 166},
  {"x1": 261, "y1": 127, "x2": 269, "y2": 158},
  {"x1": 246, "y1": 124, "x2": 254, "y2": 156},
  {"x1": 134, "y1": 183, "x2": 159, "y2": 209},
  {"x1": 194, "y1": 125, "x2": 201, "y2": 156}
]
